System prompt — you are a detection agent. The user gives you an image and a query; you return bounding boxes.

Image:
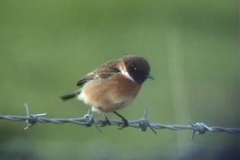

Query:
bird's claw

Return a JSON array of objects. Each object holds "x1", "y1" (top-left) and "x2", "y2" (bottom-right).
[
  {"x1": 117, "y1": 119, "x2": 129, "y2": 130},
  {"x1": 99, "y1": 117, "x2": 111, "y2": 127}
]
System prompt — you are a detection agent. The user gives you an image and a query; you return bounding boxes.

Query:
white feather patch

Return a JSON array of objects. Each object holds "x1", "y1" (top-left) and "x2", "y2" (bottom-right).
[{"x1": 120, "y1": 68, "x2": 134, "y2": 82}]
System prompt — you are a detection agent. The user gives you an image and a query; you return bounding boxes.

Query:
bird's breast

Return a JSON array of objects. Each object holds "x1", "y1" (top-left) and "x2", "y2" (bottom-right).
[{"x1": 78, "y1": 74, "x2": 141, "y2": 112}]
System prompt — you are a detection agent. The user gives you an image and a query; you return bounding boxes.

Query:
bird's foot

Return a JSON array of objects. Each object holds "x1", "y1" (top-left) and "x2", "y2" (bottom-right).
[
  {"x1": 99, "y1": 116, "x2": 111, "y2": 127},
  {"x1": 117, "y1": 118, "x2": 129, "y2": 130}
]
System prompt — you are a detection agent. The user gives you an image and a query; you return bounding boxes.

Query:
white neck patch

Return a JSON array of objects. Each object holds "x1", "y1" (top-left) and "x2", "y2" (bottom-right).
[{"x1": 120, "y1": 68, "x2": 135, "y2": 82}]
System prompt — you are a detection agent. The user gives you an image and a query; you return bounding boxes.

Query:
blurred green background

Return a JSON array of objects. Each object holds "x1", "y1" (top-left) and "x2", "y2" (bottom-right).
[{"x1": 0, "y1": 0, "x2": 239, "y2": 159}]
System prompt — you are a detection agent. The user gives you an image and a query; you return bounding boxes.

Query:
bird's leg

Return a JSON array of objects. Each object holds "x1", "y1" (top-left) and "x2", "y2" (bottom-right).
[
  {"x1": 100, "y1": 113, "x2": 111, "y2": 126},
  {"x1": 113, "y1": 111, "x2": 128, "y2": 129}
]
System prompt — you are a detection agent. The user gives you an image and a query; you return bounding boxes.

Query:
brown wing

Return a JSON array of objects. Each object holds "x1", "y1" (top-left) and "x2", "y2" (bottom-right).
[
  {"x1": 76, "y1": 59, "x2": 121, "y2": 86},
  {"x1": 76, "y1": 75, "x2": 95, "y2": 87}
]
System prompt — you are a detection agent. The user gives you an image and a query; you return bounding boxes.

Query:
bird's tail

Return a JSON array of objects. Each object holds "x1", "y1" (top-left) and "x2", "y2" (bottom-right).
[{"x1": 60, "y1": 91, "x2": 80, "y2": 101}]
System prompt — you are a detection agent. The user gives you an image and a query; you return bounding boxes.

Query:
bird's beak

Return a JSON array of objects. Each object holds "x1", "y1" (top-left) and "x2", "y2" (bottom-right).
[{"x1": 147, "y1": 75, "x2": 154, "y2": 80}]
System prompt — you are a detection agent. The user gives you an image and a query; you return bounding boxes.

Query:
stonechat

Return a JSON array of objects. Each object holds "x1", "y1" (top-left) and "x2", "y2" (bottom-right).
[{"x1": 60, "y1": 55, "x2": 153, "y2": 129}]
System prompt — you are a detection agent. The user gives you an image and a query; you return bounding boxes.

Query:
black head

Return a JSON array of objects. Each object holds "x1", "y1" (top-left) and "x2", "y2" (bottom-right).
[{"x1": 123, "y1": 56, "x2": 153, "y2": 85}]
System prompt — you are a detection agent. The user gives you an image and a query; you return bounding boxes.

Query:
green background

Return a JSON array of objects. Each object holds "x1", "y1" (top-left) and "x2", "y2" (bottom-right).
[{"x1": 0, "y1": 0, "x2": 239, "y2": 159}]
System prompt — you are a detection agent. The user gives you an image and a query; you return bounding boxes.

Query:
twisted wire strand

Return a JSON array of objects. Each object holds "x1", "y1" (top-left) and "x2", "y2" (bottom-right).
[{"x1": 0, "y1": 104, "x2": 240, "y2": 139}]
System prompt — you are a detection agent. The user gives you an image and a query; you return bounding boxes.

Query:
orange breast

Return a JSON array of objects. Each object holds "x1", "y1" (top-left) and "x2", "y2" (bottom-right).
[{"x1": 81, "y1": 74, "x2": 141, "y2": 112}]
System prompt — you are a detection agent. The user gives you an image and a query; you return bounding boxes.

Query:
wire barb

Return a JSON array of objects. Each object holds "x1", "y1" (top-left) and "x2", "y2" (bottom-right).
[
  {"x1": 0, "y1": 104, "x2": 239, "y2": 138},
  {"x1": 24, "y1": 103, "x2": 47, "y2": 130},
  {"x1": 138, "y1": 109, "x2": 157, "y2": 135},
  {"x1": 83, "y1": 109, "x2": 101, "y2": 132}
]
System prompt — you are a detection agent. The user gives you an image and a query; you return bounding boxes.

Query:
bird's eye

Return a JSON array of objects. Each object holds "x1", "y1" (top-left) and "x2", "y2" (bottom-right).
[{"x1": 133, "y1": 67, "x2": 137, "y2": 71}]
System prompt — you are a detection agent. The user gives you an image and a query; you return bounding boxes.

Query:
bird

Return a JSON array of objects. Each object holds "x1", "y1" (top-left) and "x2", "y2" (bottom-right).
[{"x1": 60, "y1": 55, "x2": 153, "y2": 129}]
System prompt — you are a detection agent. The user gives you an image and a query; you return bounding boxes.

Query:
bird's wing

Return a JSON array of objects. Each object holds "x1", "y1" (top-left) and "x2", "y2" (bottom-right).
[{"x1": 76, "y1": 59, "x2": 121, "y2": 87}]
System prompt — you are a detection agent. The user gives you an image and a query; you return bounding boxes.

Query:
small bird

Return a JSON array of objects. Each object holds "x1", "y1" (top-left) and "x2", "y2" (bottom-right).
[{"x1": 60, "y1": 55, "x2": 153, "y2": 129}]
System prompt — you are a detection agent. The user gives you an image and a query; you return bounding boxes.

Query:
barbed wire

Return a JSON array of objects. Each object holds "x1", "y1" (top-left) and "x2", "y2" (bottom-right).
[{"x1": 0, "y1": 104, "x2": 240, "y2": 139}]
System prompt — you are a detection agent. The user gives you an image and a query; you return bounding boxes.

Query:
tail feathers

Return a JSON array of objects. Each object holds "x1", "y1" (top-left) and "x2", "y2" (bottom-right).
[{"x1": 60, "y1": 91, "x2": 80, "y2": 101}]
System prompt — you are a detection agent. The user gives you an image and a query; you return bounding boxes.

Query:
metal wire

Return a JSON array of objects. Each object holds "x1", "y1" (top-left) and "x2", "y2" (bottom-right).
[{"x1": 0, "y1": 104, "x2": 239, "y2": 139}]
